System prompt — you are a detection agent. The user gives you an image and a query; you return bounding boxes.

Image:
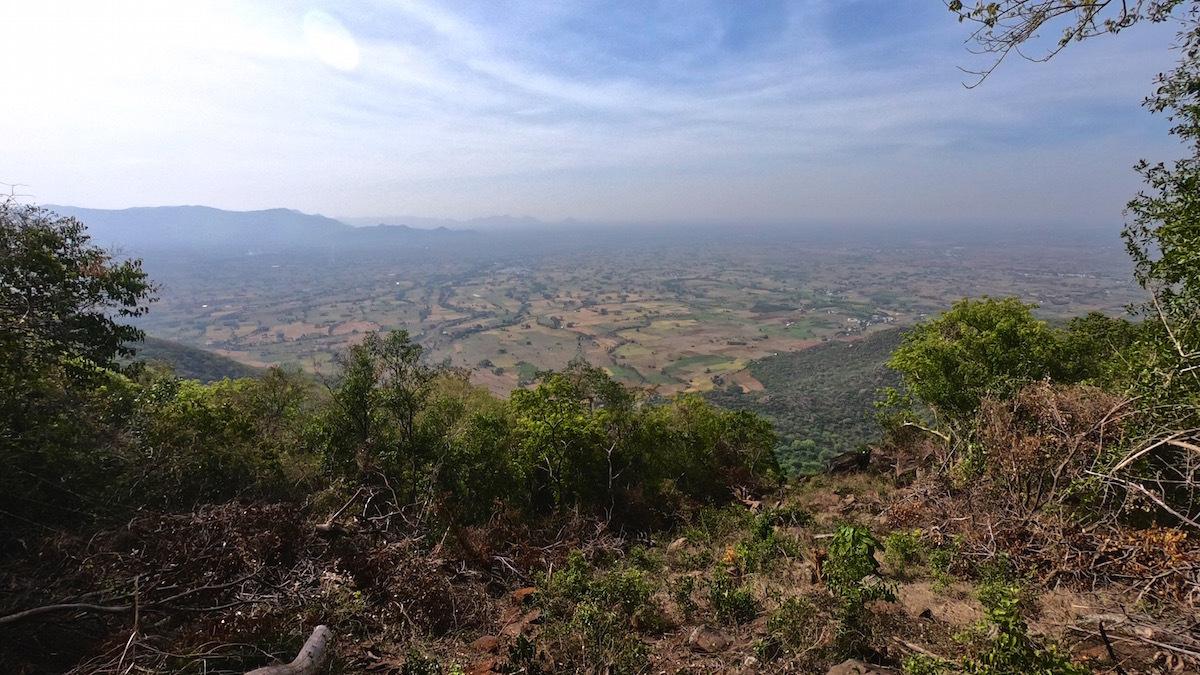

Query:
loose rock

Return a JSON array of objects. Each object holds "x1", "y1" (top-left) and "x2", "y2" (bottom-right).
[
  {"x1": 687, "y1": 626, "x2": 731, "y2": 653},
  {"x1": 826, "y1": 659, "x2": 896, "y2": 675}
]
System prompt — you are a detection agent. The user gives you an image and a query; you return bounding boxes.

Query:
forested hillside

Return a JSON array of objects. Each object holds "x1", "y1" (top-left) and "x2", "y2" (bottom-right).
[
  {"x1": 707, "y1": 329, "x2": 903, "y2": 474},
  {"x1": 131, "y1": 337, "x2": 263, "y2": 382}
]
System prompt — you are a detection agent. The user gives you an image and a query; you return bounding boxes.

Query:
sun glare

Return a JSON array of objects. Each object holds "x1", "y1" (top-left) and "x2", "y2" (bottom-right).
[{"x1": 302, "y1": 10, "x2": 360, "y2": 72}]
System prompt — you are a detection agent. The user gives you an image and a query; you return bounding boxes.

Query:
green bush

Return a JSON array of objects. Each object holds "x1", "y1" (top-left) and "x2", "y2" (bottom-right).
[
  {"x1": 824, "y1": 525, "x2": 893, "y2": 602},
  {"x1": 536, "y1": 550, "x2": 661, "y2": 672},
  {"x1": 961, "y1": 581, "x2": 1088, "y2": 674},
  {"x1": 708, "y1": 570, "x2": 757, "y2": 624},
  {"x1": 501, "y1": 635, "x2": 544, "y2": 675},
  {"x1": 732, "y1": 513, "x2": 800, "y2": 574},
  {"x1": 762, "y1": 503, "x2": 815, "y2": 528},
  {"x1": 540, "y1": 551, "x2": 662, "y2": 627},
  {"x1": 885, "y1": 297, "x2": 1066, "y2": 421},
  {"x1": 683, "y1": 504, "x2": 754, "y2": 545},
  {"x1": 901, "y1": 654, "x2": 950, "y2": 674},
  {"x1": 400, "y1": 651, "x2": 450, "y2": 675},
  {"x1": 903, "y1": 565, "x2": 1088, "y2": 674},
  {"x1": 627, "y1": 545, "x2": 663, "y2": 572},
  {"x1": 974, "y1": 555, "x2": 1022, "y2": 612},
  {"x1": 568, "y1": 599, "x2": 650, "y2": 672},
  {"x1": 928, "y1": 538, "x2": 961, "y2": 589},
  {"x1": 824, "y1": 525, "x2": 896, "y2": 656},
  {"x1": 882, "y1": 529, "x2": 925, "y2": 577},
  {"x1": 671, "y1": 575, "x2": 698, "y2": 619},
  {"x1": 129, "y1": 370, "x2": 314, "y2": 507},
  {"x1": 756, "y1": 596, "x2": 819, "y2": 660},
  {"x1": 306, "y1": 339, "x2": 781, "y2": 528}
]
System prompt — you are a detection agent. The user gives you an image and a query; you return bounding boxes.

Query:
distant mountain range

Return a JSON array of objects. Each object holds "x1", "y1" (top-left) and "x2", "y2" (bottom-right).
[
  {"x1": 340, "y1": 214, "x2": 571, "y2": 230},
  {"x1": 45, "y1": 204, "x2": 477, "y2": 252}
]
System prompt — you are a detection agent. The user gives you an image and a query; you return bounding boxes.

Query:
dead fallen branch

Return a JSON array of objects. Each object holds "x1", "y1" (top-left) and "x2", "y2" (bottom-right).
[
  {"x1": 0, "y1": 602, "x2": 130, "y2": 626},
  {"x1": 245, "y1": 625, "x2": 332, "y2": 675},
  {"x1": 315, "y1": 488, "x2": 364, "y2": 536},
  {"x1": 0, "y1": 568, "x2": 263, "y2": 626},
  {"x1": 1087, "y1": 470, "x2": 1200, "y2": 531},
  {"x1": 1097, "y1": 622, "x2": 1130, "y2": 675},
  {"x1": 1109, "y1": 429, "x2": 1200, "y2": 473}
]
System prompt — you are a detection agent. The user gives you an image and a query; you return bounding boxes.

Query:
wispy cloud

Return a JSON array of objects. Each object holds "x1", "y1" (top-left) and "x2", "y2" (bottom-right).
[{"x1": 0, "y1": 0, "x2": 1181, "y2": 226}]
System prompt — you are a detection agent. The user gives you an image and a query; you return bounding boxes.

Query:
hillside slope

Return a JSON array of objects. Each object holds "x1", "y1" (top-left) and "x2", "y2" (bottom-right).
[
  {"x1": 708, "y1": 329, "x2": 903, "y2": 473},
  {"x1": 131, "y1": 337, "x2": 262, "y2": 382}
]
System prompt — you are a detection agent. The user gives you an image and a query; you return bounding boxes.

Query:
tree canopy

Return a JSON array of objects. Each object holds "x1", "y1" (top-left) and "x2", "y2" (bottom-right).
[
  {"x1": 886, "y1": 297, "x2": 1065, "y2": 419},
  {"x1": 0, "y1": 200, "x2": 154, "y2": 375},
  {"x1": 1, "y1": 200, "x2": 156, "y2": 530}
]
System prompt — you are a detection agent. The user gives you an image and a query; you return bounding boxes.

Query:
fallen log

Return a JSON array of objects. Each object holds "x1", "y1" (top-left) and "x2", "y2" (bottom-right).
[{"x1": 245, "y1": 625, "x2": 332, "y2": 675}]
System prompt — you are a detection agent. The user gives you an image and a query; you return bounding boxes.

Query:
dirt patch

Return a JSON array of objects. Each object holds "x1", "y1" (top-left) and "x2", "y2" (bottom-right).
[
  {"x1": 729, "y1": 369, "x2": 765, "y2": 392},
  {"x1": 895, "y1": 581, "x2": 983, "y2": 627},
  {"x1": 211, "y1": 349, "x2": 273, "y2": 368},
  {"x1": 332, "y1": 320, "x2": 381, "y2": 335}
]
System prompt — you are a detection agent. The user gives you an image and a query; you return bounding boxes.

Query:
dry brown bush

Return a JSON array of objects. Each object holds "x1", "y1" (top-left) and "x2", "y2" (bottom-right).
[
  {"x1": 974, "y1": 381, "x2": 1129, "y2": 514},
  {"x1": 877, "y1": 383, "x2": 1200, "y2": 664},
  {"x1": 882, "y1": 384, "x2": 1192, "y2": 574}
]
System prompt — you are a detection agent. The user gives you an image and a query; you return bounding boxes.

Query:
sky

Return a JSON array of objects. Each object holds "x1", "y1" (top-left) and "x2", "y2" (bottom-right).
[{"x1": 0, "y1": 1, "x2": 1187, "y2": 228}]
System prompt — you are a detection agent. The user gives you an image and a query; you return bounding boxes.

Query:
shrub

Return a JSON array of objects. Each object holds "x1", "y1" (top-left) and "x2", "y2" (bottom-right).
[
  {"x1": 902, "y1": 654, "x2": 950, "y2": 674},
  {"x1": 908, "y1": 565, "x2": 1086, "y2": 674},
  {"x1": 762, "y1": 503, "x2": 815, "y2": 528},
  {"x1": 885, "y1": 297, "x2": 1067, "y2": 421},
  {"x1": 501, "y1": 635, "x2": 546, "y2": 675},
  {"x1": 683, "y1": 504, "x2": 754, "y2": 545},
  {"x1": 756, "y1": 596, "x2": 819, "y2": 661},
  {"x1": 671, "y1": 575, "x2": 698, "y2": 619},
  {"x1": 675, "y1": 547, "x2": 714, "y2": 571},
  {"x1": 400, "y1": 652, "x2": 450, "y2": 675},
  {"x1": 928, "y1": 538, "x2": 961, "y2": 589},
  {"x1": 974, "y1": 555, "x2": 1019, "y2": 607},
  {"x1": 708, "y1": 570, "x2": 757, "y2": 624},
  {"x1": 535, "y1": 550, "x2": 662, "y2": 672},
  {"x1": 960, "y1": 580, "x2": 1088, "y2": 674},
  {"x1": 732, "y1": 513, "x2": 800, "y2": 574},
  {"x1": 824, "y1": 525, "x2": 896, "y2": 656},
  {"x1": 627, "y1": 545, "x2": 662, "y2": 572},
  {"x1": 307, "y1": 342, "x2": 781, "y2": 529},
  {"x1": 540, "y1": 550, "x2": 594, "y2": 607},
  {"x1": 882, "y1": 529, "x2": 925, "y2": 577},
  {"x1": 565, "y1": 599, "x2": 650, "y2": 672},
  {"x1": 128, "y1": 372, "x2": 313, "y2": 507},
  {"x1": 824, "y1": 525, "x2": 893, "y2": 602}
]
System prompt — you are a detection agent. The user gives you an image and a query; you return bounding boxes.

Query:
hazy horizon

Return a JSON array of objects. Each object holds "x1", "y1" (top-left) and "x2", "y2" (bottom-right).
[
  {"x1": 1, "y1": 2, "x2": 1186, "y2": 228},
  {"x1": 44, "y1": 202, "x2": 1136, "y2": 239}
]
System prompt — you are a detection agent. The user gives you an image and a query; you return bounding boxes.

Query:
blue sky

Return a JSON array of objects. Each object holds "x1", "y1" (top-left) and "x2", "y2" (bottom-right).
[{"x1": 0, "y1": 1, "x2": 1184, "y2": 227}]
